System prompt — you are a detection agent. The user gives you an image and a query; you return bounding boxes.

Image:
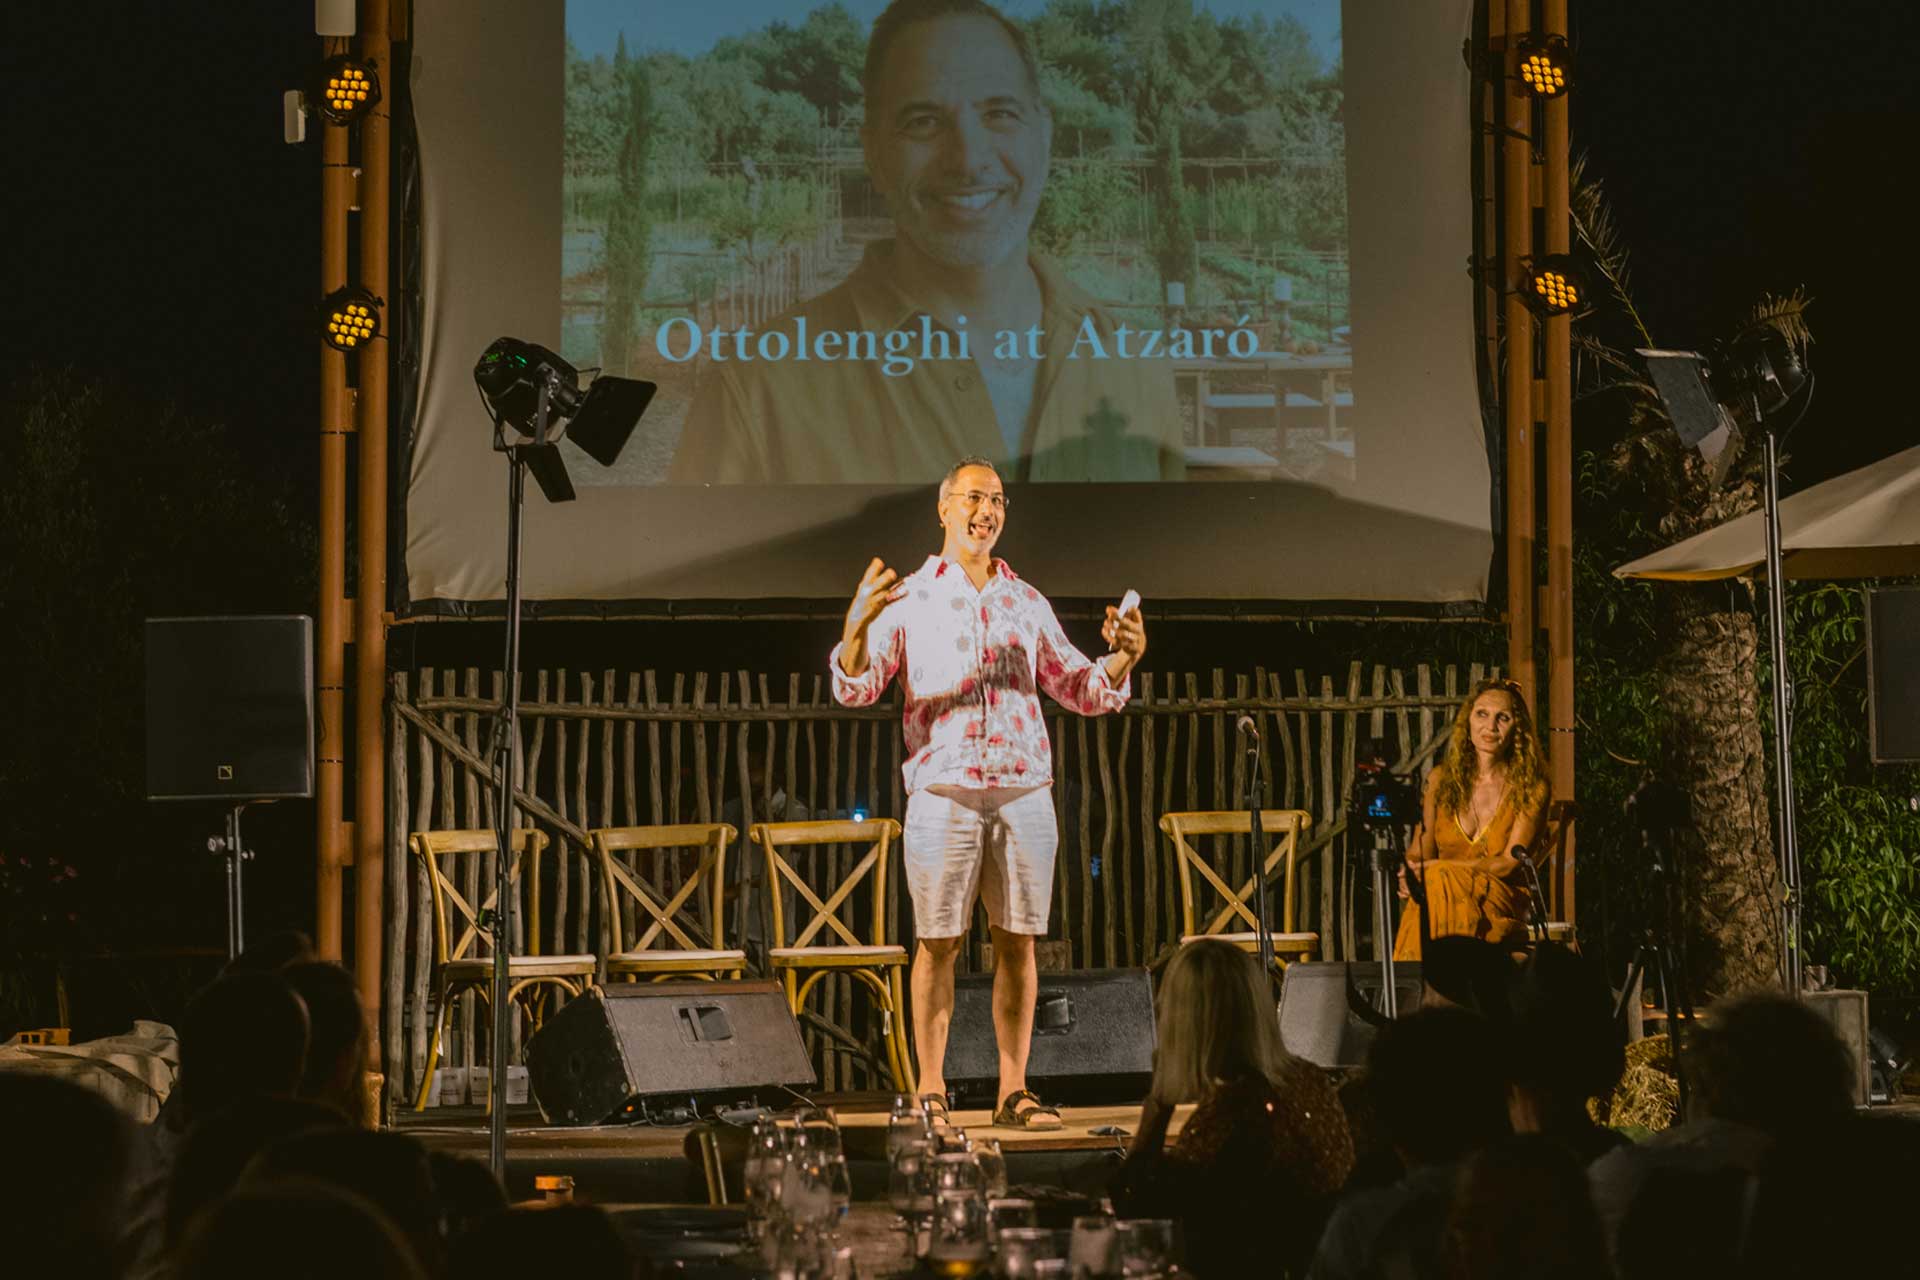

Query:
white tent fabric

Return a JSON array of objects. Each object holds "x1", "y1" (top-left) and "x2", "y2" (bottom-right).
[{"x1": 1614, "y1": 443, "x2": 1920, "y2": 582}]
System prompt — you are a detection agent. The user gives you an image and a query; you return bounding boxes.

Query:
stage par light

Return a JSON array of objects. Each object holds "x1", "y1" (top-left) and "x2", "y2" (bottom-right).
[
  {"x1": 317, "y1": 56, "x2": 381, "y2": 124},
  {"x1": 322, "y1": 288, "x2": 381, "y2": 351},
  {"x1": 1515, "y1": 34, "x2": 1571, "y2": 98},
  {"x1": 1520, "y1": 255, "x2": 1587, "y2": 317}
]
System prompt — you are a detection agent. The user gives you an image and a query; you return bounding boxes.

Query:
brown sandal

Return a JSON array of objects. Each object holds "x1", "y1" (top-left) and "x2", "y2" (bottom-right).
[{"x1": 993, "y1": 1089, "x2": 1063, "y2": 1130}]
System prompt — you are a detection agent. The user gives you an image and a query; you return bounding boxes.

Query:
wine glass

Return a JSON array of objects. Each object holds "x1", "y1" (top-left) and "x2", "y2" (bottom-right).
[
  {"x1": 783, "y1": 1145, "x2": 837, "y2": 1236},
  {"x1": 987, "y1": 1197, "x2": 1036, "y2": 1245},
  {"x1": 743, "y1": 1115, "x2": 791, "y2": 1230},
  {"x1": 888, "y1": 1135, "x2": 936, "y2": 1223},
  {"x1": 974, "y1": 1136, "x2": 1009, "y2": 1198},
  {"x1": 889, "y1": 1095, "x2": 933, "y2": 1160},
  {"x1": 927, "y1": 1186, "x2": 990, "y2": 1276},
  {"x1": 996, "y1": 1226, "x2": 1062, "y2": 1280},
  {"x1": 1114, "y1": 1219, "x2": 1177, "y2": 1278},
  {"x1": 934, "y1": 1150, "x2": 983, "y2": 1195},
  {"x1": 1068, "y1": 1215, "x2": 1116, "y2": 1277},
  {"x1": 794, "y1": 1104, "x2": 843, "y2": 1156}
]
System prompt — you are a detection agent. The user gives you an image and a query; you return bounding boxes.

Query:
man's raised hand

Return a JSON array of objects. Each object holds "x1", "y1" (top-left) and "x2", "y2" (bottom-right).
[{"x1": 839, "y1": 558, "x2": 900, "y2": 677}]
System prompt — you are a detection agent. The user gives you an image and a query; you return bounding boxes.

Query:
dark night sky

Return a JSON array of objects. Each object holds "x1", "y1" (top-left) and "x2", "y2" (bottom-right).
[{"x1": 8, "y1": 2, "x2": 1914, "y2": 503}]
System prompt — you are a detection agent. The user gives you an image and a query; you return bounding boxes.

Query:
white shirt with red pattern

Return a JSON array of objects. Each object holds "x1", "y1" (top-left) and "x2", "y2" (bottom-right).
[{"x1": 830, "y1": 556, "x2": 1131, "y2": 793}]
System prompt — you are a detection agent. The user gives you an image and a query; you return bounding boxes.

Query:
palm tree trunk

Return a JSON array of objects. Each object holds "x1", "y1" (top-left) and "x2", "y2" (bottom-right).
[{"x1": 1654, "y1": 581, "x2": 1782, "y2": 999}]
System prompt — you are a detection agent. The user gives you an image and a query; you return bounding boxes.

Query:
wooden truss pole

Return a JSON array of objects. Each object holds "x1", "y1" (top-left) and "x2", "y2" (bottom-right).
[
  {"x1": 316, "y1": 56, "x2": 352, "y2": 964},
  {"x1": 1500, "y1": 0, "x2": 1538, "y2": 713},
  {"x1": 353, "y1": 0, "x2": 395, "y2": 1054},
  {"x1": 1543, "y1": 0, "x2": 1575, "y2": 924},
  {"x1": 1494, "y1": 0, "x2": 1575, "y2": 924},
  {"x1": 315, "y1": 3, "x2": 398, "y2": 1021}
]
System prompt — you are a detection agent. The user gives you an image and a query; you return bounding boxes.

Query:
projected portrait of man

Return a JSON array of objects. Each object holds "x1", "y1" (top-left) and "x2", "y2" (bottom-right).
[{"x1": 668, "y1": 0, "x2": 1185, "y2": 485}]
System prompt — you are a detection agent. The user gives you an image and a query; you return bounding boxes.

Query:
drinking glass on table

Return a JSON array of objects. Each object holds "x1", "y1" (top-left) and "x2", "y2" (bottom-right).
[
  {"x1": 974, "y1": 1136, "x2": 1009, "y2": 1198},
  {"x1": 889, "y1": 1095, "x2": 934, "y2": 1160},
  {"x1": 927, "y1": 1186, "x2": 990, "y2": 1276},
  {"x1": 997, "y1": 1226, "x2": 1062, "y2": 1279},
  {"x1": 1114, "y1": 1219, "x2": 1177, "y2": 1278},
  {"x1": 744, "y1": 1115, "x2": 791, "y2": 1231},
  {"x1": 934, "y1": 1150, "x2": 983, "y2": 1196},
  {"x1": 889, "y1": 1136, "x2": 937, "y2": 1224},
  {"x1": 824, "y1": 1151, "x2": 853, "y2": 1224},
  {"x1": 987, "y1": 1197, "x2": 1037, "y2": 1244},
  {"x1": 1068, "y1": 1215, "x2": 1117, "y2": 1278},
  {"x1": 783, "y1": 1144, "x2": 838, "y2": 1236},
  {"x1": 794, "y1": 1104, "x2": 844, "y2": 1156}
]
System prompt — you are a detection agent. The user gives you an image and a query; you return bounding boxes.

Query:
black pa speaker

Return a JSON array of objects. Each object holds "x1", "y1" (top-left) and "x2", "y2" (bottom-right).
[
  {"x1": 1867, "y1": 588, "x2": 1920, "y2": 763},
  {"x1": 145, "y1": 616, "x2": 314, "y2": 801},
  {"x1": 526, "y1": 980, "x2": 816, "y2": 1126},
  {"x1": 942, "y1": 967, "x2": 1155, "y2": 1105},
  {"x1": 1279, "y1": 961, "x2": 1424, "y2": 1068}
]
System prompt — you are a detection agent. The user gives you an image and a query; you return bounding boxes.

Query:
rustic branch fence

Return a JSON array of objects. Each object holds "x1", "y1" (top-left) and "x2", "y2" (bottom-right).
[{"x1": 382, "y1": 661, "x2": 1504, "y2": 1106}]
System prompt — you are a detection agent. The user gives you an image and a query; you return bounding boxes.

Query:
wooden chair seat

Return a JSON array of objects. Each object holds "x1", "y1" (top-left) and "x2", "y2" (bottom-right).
[
  {"x1": 768, "y1": 944, "x2": 908, "y2": 967},
  {"x1": 1160, "y1": 809, "x2": 1317, "y2": 972},
  {"x1": 1183, "y1": 930, "x2": 1320, "y2": 953},
  {"x1": 591, "y1": 823, "x2": 743, "y2": 983},
  {"x1": 444, "y1": 955, "x2": 598, "y2": 983},
  {"x1": 607, "y1": 948, "x2": 747, "y2": 971},
  {"x1": 411, "y1": 827, "x2": 589, "y2": 1113},
  {"x1": 752, "y1": 818, "x2": 911, "y2": 1089}
]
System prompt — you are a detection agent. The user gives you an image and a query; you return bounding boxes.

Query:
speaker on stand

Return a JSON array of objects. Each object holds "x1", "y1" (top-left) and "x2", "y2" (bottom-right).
[
  {"x1": 145, "y1": 615, "x2": 314, "y2": 959},
  {"x1": 1867, "y1": 587, "x2": 1920, "y2": 763}
]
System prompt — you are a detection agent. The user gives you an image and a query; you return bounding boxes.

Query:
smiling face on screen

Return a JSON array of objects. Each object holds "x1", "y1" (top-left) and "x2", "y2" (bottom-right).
[{"x1": 863, "y1": 12, "x2": 1052, "y2": 273}]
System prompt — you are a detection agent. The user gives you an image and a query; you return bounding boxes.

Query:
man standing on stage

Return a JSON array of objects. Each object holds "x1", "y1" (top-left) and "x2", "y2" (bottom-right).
[{"x1": 831, "y1": 456, "x2": 1146, "y2": 1126}]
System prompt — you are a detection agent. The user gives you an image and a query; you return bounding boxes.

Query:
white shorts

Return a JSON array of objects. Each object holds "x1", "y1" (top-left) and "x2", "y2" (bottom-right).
[{"x1": 902, "y1": 785, "x2": 1058, "y2": 938}]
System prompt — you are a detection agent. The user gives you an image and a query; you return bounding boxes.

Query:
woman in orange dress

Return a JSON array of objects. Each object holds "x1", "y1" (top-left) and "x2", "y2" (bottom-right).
[{"x1": 1394, "y1": 678, "x2": 1548, "y2": 960}]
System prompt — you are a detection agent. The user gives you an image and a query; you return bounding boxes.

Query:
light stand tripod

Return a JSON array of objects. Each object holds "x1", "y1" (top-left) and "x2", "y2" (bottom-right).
[
  {"x1": 1616, "y1": 780, "x2": 1694, "y2": 1114},
  {"x1": 1639, "y1": 342, "x2": 1813, "y2": 997},
  {"x1": 1760, "y1": 423, "x2": 1805, "y2": 995},
  {"x1": 207, "y1": 804, "x2": 255, "y2": 960},
  {"x1": 472, "y1": 338, "x2": 654, "y2": 1178},
  {"x1": 1367, "y1": 828, "x2": 1406, "y2": 1018}
]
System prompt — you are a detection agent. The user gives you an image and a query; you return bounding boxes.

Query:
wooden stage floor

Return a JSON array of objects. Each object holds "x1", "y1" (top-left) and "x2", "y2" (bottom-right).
[{"x1": 399, "y1": 1095, "x2": 1181, "y2": 1202}]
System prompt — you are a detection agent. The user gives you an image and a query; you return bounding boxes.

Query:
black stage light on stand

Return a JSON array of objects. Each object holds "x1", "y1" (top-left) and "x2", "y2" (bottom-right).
[
  {"x1": 1513, "y1": 33, "x2": 1572, "y2": 98},
  {"x1": 315, "y1": 55, "x2": 381, "y2": 124},
  {"x1": 1637, "y1": 336, "x2": 1815, "y2": 996},
  {"x1": 472, "y1": 337, "x2": 654, "y2": 1176},
  {"x1": 1519, "y1": 254, "x2": 1590, "y2": 318},
  {"x1": 320, "y1": 287, "x2": 382, "y2": 352}
]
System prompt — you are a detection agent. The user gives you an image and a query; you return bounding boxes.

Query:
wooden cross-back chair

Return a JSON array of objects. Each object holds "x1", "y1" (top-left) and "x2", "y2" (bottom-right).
[
  {"x1": 411, "y1": 827, "x2": 597, "y2": 1111},
  {"x1": 749, "y1": 818, "x2": 911, "y2": 1090},
  {"x1": 591, "y1": 823, "x2": 746, "y2": 981},
  {"x1": 1159, "y1": 809, "x2": 1319, "y2": 970}
]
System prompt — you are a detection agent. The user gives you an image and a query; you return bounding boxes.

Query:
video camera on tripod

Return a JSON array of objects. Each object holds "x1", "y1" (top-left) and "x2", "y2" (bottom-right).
[
  {"x1": 1346, "y1": 742, "x2": 1422, "y2": 1018},
  {"x1": 1348, "y1": 753, "x2": 1421, "y2": 837}
]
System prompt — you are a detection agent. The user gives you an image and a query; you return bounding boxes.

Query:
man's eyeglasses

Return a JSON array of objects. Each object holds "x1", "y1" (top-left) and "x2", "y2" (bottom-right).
[{"x1": 953, "y1": 490, "x2": 1009, "y2": 512}]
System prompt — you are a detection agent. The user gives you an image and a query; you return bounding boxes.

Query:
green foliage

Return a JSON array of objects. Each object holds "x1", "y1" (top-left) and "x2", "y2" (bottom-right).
[
  {"x1": 1785, "y1": 584, "x2": 1920, "y2": 999},
  {"x1": 705, "y1": 176, "x2": 826, "y2": 264},
  {"x1": 602, "y1": 60, "x2": 656, "y2": 375},
  {"x1": 1031, "y1": 161, "x2": 1136, "y2": 256},
  {"x1": 1153, "y1": 117, "x2": 1198, "y2": 291},
  {"x1": 1568, "y1": 266, "x2": 1920, "y2": 1001}
]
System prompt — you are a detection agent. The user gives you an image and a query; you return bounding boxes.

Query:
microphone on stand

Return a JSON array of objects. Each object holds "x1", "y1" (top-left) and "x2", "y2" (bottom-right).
[
  {"x1": 1237, "y1": 715, "x2": 1276, "y2": 980},
  {"x1": 1516, "y1": 843, "x2": 1551, "y2": 943}
]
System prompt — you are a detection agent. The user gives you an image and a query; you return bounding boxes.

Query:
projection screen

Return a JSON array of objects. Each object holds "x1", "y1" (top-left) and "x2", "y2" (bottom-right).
[{"x1": 402, "y1": 0, "x2": 1491, "y2": 611}]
